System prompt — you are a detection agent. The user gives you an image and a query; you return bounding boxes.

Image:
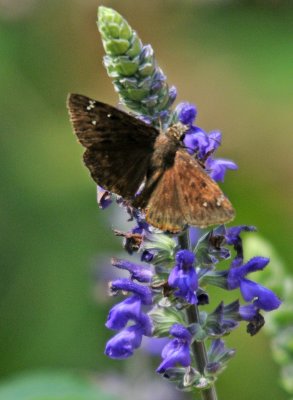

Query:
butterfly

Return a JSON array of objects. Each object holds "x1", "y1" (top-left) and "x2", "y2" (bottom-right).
[{"x1": 67, "y1": 93, "x2": 235, "y2": 233}]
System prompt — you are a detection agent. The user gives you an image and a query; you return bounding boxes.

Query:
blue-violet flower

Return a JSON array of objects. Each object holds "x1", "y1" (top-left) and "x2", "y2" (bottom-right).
[
  {"x1": 168, "y1": 250, "x2": 198, "y2": 304},
  {"x1": 157, "y1": 324, "x2": 192, "y2": 373}
]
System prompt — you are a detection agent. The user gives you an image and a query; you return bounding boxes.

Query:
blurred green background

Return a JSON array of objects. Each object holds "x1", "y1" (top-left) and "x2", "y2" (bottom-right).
[{"x1": 0, "y1": 0, "x2": 292, "y2": 399}]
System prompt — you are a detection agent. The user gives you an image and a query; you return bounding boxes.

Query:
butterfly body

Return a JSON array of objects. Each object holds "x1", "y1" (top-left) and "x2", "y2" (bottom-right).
[
  {"x1": 151, "y1": 133, "x2": 178, "y2": 169},
  {"x1": 67, "y1": 93, "x2": 235, "y2": 232}
]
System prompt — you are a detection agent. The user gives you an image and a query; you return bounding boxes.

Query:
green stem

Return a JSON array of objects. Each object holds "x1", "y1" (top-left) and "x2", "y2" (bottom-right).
[{"x1": 178, "y1": 231, "x2": 218, "y2": 400}]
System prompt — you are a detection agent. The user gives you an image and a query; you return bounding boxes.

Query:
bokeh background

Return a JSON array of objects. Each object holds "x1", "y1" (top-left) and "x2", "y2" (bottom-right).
[{"x1": 0, "y1": 0, "x2": 292, "y2": 399}]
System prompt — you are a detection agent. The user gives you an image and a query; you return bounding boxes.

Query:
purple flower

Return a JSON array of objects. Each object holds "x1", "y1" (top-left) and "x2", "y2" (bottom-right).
[
  {"x1": 205, "y1": 131, "x2": 222, "y2": 154},
  {"x1": 105, "y1": 324, "x2": 145, "y2": 359},
  {"x1": 206, "y1": 158, "x2": 238, "y2": 182},
  {"x1": 189, "y1": 227, "x2": 202, "y2": 248},
  {"x1": 175, "y1": 101, "x2": 237, "y2": 183},
  {"x1": 196, "y1": 225, "x2": 230, "y2": 267},
  {"x1": 168, "y1": 250, "x2": 198, "y2": 304},
  {"x1": 206, "y1": 300, "x2": 262, "y2": 337},
  {"x1": 201, "y1": 130, "x2": 238, "y2": 182},
  {"x1": 226, "y1": 225, "x2": 256, "y2": 246},
  {"x1": 168, "y1": 86, "x2": 177, "y2": 106},
  {"x1": 226, "y1": 225, "x2": 256, "y2": 243},
  {"x1": 207, "y1": 339, "x2": 235, "y2": 370},
  {"x1": 156, "y1": 324, "x2": 192, "y2": 373},
  {"x1": 110, "y1": 278, "x2": 153, "y2": 305},
  {"x1": 212, "y1": 302, "x2": 265, "y2": 336},
  {"x1": 239, "y1": 304, "x2": 259, "y2": 321},
  {"x1": 228, "y1": 257, "x2": 269, "y2": 288},
  {"x1": 111, "y1": 258, "x2": 153, "y2": 283},
  {"x1": 141, "y1": 250, "x2": 154, "y2": 263},
  {"x1": 225, "y1": 225, "x2": 256, "y2": 265},
  {"x1": 240, "y1": 280, "x2": 281, "y2": 311},
  {"x1": 176, "y1": 102, "x2": 197, "y2": 125},
  {"x1": 106, "y1": 295, "x2": 143, "y2": 330},
  {"x1": 170, "y1": 323, "x2": 193, "y2": 341},
  {"x1": 97, "y1": 186, "x2": 112, "y2": 209},
  {"x1": 206, "y1": 301, "x2": 239, "y2": 335},
  {"x1": 184, "y1": 126, "x2": 209, "y2": 156},
  {"x1": 227, "y1": 257, "x2": 281, "y2": 311}
]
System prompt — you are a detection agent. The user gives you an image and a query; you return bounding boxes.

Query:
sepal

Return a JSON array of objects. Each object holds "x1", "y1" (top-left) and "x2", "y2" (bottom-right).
[
  {"x1": 148, "y1": 306, "x2": 185, "y2": 337},
  {"x1": 195, "y1": 225, "x2": 230, "y2": 267},
  {"x1": 141, "y1": 232, "x2": 177, "y2": 270},
  {"x1": 205, "y1": 339, "x2": 236, "y2": 377}
]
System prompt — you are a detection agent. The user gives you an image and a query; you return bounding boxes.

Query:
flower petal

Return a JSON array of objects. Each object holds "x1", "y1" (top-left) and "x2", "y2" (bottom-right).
[
  {"x1": 105, "y1": 296, "x2": 142, "y2": 330},
  {"x1": 240, "y1": 279, "x2": 281, "y2": 311},
  {"x1": 183, "y1": 126, "x2": 209, "y2": 155},
  {"x1": 110, "y1": 278, "x2": 152, "y2": 305},
  {"x1": 105, "y1": 325, "x2": 144, "y2": 359},
  {"x1": 176, "y1": 102, "x2": 197, "y2": 125},
  {"x1": 111, "y1": 257, "x2": 153, "y2": 283},
  {"x1": 206, "y1": 158, "x2": 238, "y2": 182},
  {"x1": 157, "y1": 341, "x2": 191, "y2": 373}
]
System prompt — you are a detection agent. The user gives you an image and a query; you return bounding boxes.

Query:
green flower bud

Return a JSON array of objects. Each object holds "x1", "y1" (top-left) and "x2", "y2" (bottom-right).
[
  {"x1": 97, "y1": 6, "x2": 176, "y2": 126},
  {"x1": 98, "y1": 7, "x2": 132, "y2": 42}
]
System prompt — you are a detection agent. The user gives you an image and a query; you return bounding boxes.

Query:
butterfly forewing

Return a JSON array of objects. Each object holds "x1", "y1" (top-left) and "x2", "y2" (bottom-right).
[
  {"x1": 67, "y1": 94, "x2": 159, "y2": 198},
  {"x1": 67, "y1": 94, "x2": 159, "y2": 148}
]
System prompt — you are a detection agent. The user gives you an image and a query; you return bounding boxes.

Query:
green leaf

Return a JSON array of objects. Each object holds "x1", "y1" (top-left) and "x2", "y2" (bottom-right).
[{"x1": 0, "y1": 371, "x2": 116, "y2": 400}]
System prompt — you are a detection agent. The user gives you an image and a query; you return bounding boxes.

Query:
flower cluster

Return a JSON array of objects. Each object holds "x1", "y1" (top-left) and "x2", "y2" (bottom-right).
[
  {"x1": 95, "y1": 6, "x2": 282, "y2": 396},
  {"x1": 175, "y1": 102, "x2": 238, "y2": 182},
  {"x1": 104, "y1": 211, "x2": 281, "y2": 387},
  {"x1": 105, "y1": 261, "x2": 153, "y2": 359}
]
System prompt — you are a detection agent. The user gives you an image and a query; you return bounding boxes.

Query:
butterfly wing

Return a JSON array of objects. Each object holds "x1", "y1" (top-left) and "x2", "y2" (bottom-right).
[
  {"x1": 67, "y1": 93, "x2": 159, "y2": 198},
  {"x1": 174, "y1": 149, "x2": 235, "y2": 227},
  {"x1": 144, "y1": 148, "x2": 235, "y2": 232},
  {"x1": 144, "y1": 165, "x2": 185, "y2": 232}
]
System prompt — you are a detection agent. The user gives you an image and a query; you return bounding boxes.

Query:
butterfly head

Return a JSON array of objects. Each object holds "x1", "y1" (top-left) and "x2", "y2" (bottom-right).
[{"x1": 166, "y1": 122, "x2": 188, "y2": 143}]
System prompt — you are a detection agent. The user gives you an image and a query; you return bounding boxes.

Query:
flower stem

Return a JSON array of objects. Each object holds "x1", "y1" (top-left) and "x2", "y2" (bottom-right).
[{"x1": 178, "y1": 231, "x2": 218, "y2": 400}]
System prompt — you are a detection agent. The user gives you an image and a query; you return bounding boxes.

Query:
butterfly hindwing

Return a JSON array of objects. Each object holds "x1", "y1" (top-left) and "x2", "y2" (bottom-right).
[
  {"x1": 144, "y1": 148, "x2": 234, "y2": 232},
  {"x1": 174, "y1": 149, "x2": 235, "y2": 227},
  {"x1": 144, "y1": 165, "x2": 186, "y2": 232},
  {"x1": 67, "y1": 94, "x2": 159, "y2": 198}
]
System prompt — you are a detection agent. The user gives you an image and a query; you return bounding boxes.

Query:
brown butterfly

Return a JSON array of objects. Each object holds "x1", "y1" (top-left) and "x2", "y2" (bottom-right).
[{"x1": 67, "y1": 93, "x2": 235, "y2": 232}]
